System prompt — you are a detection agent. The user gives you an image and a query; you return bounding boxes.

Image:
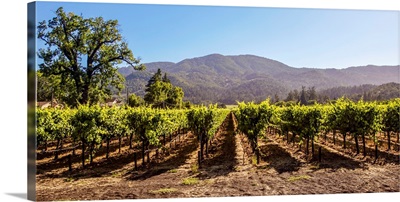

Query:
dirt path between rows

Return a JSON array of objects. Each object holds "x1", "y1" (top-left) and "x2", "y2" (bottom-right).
[{"x1": 36, "y1": 113, "x2": 400, "y2": 201}]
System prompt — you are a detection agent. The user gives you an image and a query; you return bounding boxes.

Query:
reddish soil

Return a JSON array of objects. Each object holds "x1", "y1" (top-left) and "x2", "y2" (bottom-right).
[{"x1": 36, "y1": 114, "x2": 400, "y2": 201}]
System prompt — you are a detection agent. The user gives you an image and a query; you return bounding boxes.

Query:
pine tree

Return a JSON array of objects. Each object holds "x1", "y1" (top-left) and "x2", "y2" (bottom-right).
[
  {"x1": 144, "y1": 69, "x2": 183, "y2": 108},
  {"x1": 300, "y1": 86, "x2": 308, "y2": 105},
  {"x1": 146, "y1": 69, "x2": 162, "y2": 88},
  {"x1": 307, "y1": 86, "x2": 317, "y2": 101},
  {"x1": 285, "y1": 90, "x2": 294, "y2": 101},
  {"x1": 162, "y1": 73, "x2": 171, "y2": 83}
]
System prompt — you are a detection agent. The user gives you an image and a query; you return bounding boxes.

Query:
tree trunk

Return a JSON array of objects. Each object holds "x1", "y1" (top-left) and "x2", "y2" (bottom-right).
[
  {"x1": 81, "y1": 84, "x2": 90, "y2": 105},
  {"x1": 45, "y1": 140, "x2": 48, "y2": 151},
  {"x1": 106, "y1": 138, "x2": 110, "y2": 159},
  {"x1": 286, "y1": 131, "x2": 289, "y2": 144},
  {"x1": 343, "y1": 133, "x2": 346, "y2": 149},
  {"x1": 98, "y1": 140, "x2": 103, "y2": 150},
  {"x1": 72, "y1": 140, "x2": 76, "y2": 156},
  {"x1": 81, "y1": 140, "x2": 85, "y2": 167},
  {"x1": 118, "y1": 136, "x2": 122, "y2": 153},
  {"x1": 387, "y1": 131, "x2": 391, "y2": 151},
  {"x1": 362, "y1": 133, "x2": 366, "y2": 157},
  {"x1": 205, "y1": 139, "x2": 208, "y2": 157},
  {"x1": 147, "y1": 144, "x2": 150, "y2": 164},
  {"x1": 255, "y1": 136, "x2": 259, "y2": 164},
  {"x1": 311, "y1": 136, "x2": 315, "y2": 157},
  {"x1": 54, "y1": 138, "x2": 60, "y2": 160},
  {"x1": 142, "y1": 140, "x2": 145, "y2": 165},
  {"x1": 373, "y1": 133, "x2": 378, "y2": 159},
  {"x1": 306, "y1": 136, "x2": 310, "y2": 155},
  {"x1": 73, "y1": 72, "x2": 83, "y2": 105},
  {"x1": 198, "y1": 151, "x2": 201, "y2": 168},
  {"x1": 354, "y1": 134, "x2": 359, "y2": 155},
  {"x1": 129, "y1": 133, "x2": 134, "y2": 149},
  {"x1": 163, "y1": 134, "x2": 166, "y2": 146},
  {"x1": 318, "y1": 147, "x2": 322, "y2": 162},
  {"x1": 90, "y1": 141, "x2": 94, "y2": 165},
  {"x1": 200, "y1": 134, "x2": 204, "y2": 160},
  {"x1": 292, "y1": 133, "x2": 296, "y2": 146}
]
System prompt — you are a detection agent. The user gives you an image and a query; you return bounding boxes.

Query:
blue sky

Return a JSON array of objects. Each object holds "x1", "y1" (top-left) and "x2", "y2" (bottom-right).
[{"x1": 35, "y1": 1, "x2": 399, "y2": 69}]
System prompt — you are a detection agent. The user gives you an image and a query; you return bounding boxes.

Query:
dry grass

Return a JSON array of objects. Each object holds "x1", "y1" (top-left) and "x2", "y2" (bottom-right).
[
  {"x1": 287, "y1": 175, "x2": 311, "y2": 182},
  {"x1": 182, "y1": 177, "x2": 199, "y2": 185},
  {"x1": 149, "y1": 188, "x2": 177, "y2": 194}
]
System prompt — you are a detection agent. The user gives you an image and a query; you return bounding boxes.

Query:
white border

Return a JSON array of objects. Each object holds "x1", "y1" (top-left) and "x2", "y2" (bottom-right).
[{"x1": 0, "y1": 1, "x2": 398, "y2": 202}]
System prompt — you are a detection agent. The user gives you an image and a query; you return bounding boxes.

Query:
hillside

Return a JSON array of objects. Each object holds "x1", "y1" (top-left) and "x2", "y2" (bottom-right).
[
  {"x1": 317, "y1": 82, "x2": 400, "y2": 101},
  {"x1": 118, "y1": 54, "x2": 399, "y2": 104}
]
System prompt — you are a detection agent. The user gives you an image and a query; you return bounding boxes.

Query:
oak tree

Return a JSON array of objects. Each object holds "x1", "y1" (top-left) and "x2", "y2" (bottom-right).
[{"x1": 38, "y1": 7, "x2": 144, "y2": 106}]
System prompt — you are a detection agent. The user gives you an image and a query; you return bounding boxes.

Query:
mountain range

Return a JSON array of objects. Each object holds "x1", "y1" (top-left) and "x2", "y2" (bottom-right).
[{"x1": 118, "y1": 54, "x2": 399, "y2": 104}]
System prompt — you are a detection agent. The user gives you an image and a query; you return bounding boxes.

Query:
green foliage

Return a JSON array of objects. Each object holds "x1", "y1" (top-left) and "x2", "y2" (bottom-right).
[
  {"x1": 327, "y1": 98, "x2": 381, "y2": 138},
  {"x1": 37, "y1": 7, "x2": 144, "y2": 106},
  {"x1": 319, "y1": 83, "x2": 400, "y2": 102},
  {"x1": 234, "y1": 99, "x2": 275, "y2": 152},
  {"x1": 149, "y1": 188, "x2": 177, "y2": 194},
  {"x1": 186, "y1": 105, "x2": 229, "y2": 140},
  {"x1": 183, "y1": 101, "x2": 192, "y2": 109},
  {"x1": 217, "y1": 103, "x2": 227, "y2": 108},
  {"x1": 286, "y1": 104, "x2": 323, "y2": 141},
  {"x1": 128, "y1": 93, "x2": 144, "y2": 107},
  {"x1": 101, "y1": 107, "x2": 130, "y2": 141},
  {"x1": 71, "y1": 104, "x2": 106, "y2": 144},
  {"x1": 37, "y1": 105, "x2": 190, "y2": 163},
  {"x1": 144, "y1": 69, "x2": 184, "y2": 108},
  {"x1": 36, "y1": 98, "x2": 398, "y2": 165},
  {"x1": 233, "y1": 97, "x2": 393, "y2": 156},
  {"x1": 37, "y1": 71, "x2": 76, "y2": 105},
  {"x1": 36, "y1": 107, "x2": 75, "y2": 147},
  {"x1": 167, "y1": 169, "x2": 178, "y2": 173},
  {"x1": 126, "y1": 107, "x2": 159, "y2": 146},
  {"x1": 182, "y1": 177, "x2": 199, "y2": 185},
  {"x1": 287, "y1": 175, "x2": 311, "y2": 182},
  {"x1": 190, "y1": 164, "x2": 199, "y2": 174},
  {"x1": 36, "y1": 108, "x2": 53, "y2": 146},
  {"x1": 381, "y1": 98, "x2": 400, "y2": 133},
  {"x1": 126, "y1": 107, "x2": 189, "y2": 148},
  {"x1": 272, "y1": 104, "x2": 323, "y2": 147}
]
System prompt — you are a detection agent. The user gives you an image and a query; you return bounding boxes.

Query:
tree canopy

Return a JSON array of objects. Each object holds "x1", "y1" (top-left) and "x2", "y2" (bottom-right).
[
  {"x1": 144, "y1": 69, "x2": 184, "y2": 108},
  {"x1": 37, "y1": 7, "x2": 145, "y2": 106},
  {"x1": 128, "y1": 93, "x2": 144, "y2": 107}
]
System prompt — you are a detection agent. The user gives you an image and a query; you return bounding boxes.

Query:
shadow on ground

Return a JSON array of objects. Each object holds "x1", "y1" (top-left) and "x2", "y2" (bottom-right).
[
  {"x1": 199, "y1": 113, "x2": 239, "y2": 179},
  {"x1": 259, "y1": 143, "x2": 302, "y2": 174},
  {"x1": 6, "y1": 193, "x2": 27, "y2": 200},
  {"x1": 126, "y1": 134, "x2": 199, "y2": 181}
]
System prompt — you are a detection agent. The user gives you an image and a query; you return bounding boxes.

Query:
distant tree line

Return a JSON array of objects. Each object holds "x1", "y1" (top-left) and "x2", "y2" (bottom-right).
[{"x1": 273, "y1": 82, "x2": 400, "y2": 106}]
